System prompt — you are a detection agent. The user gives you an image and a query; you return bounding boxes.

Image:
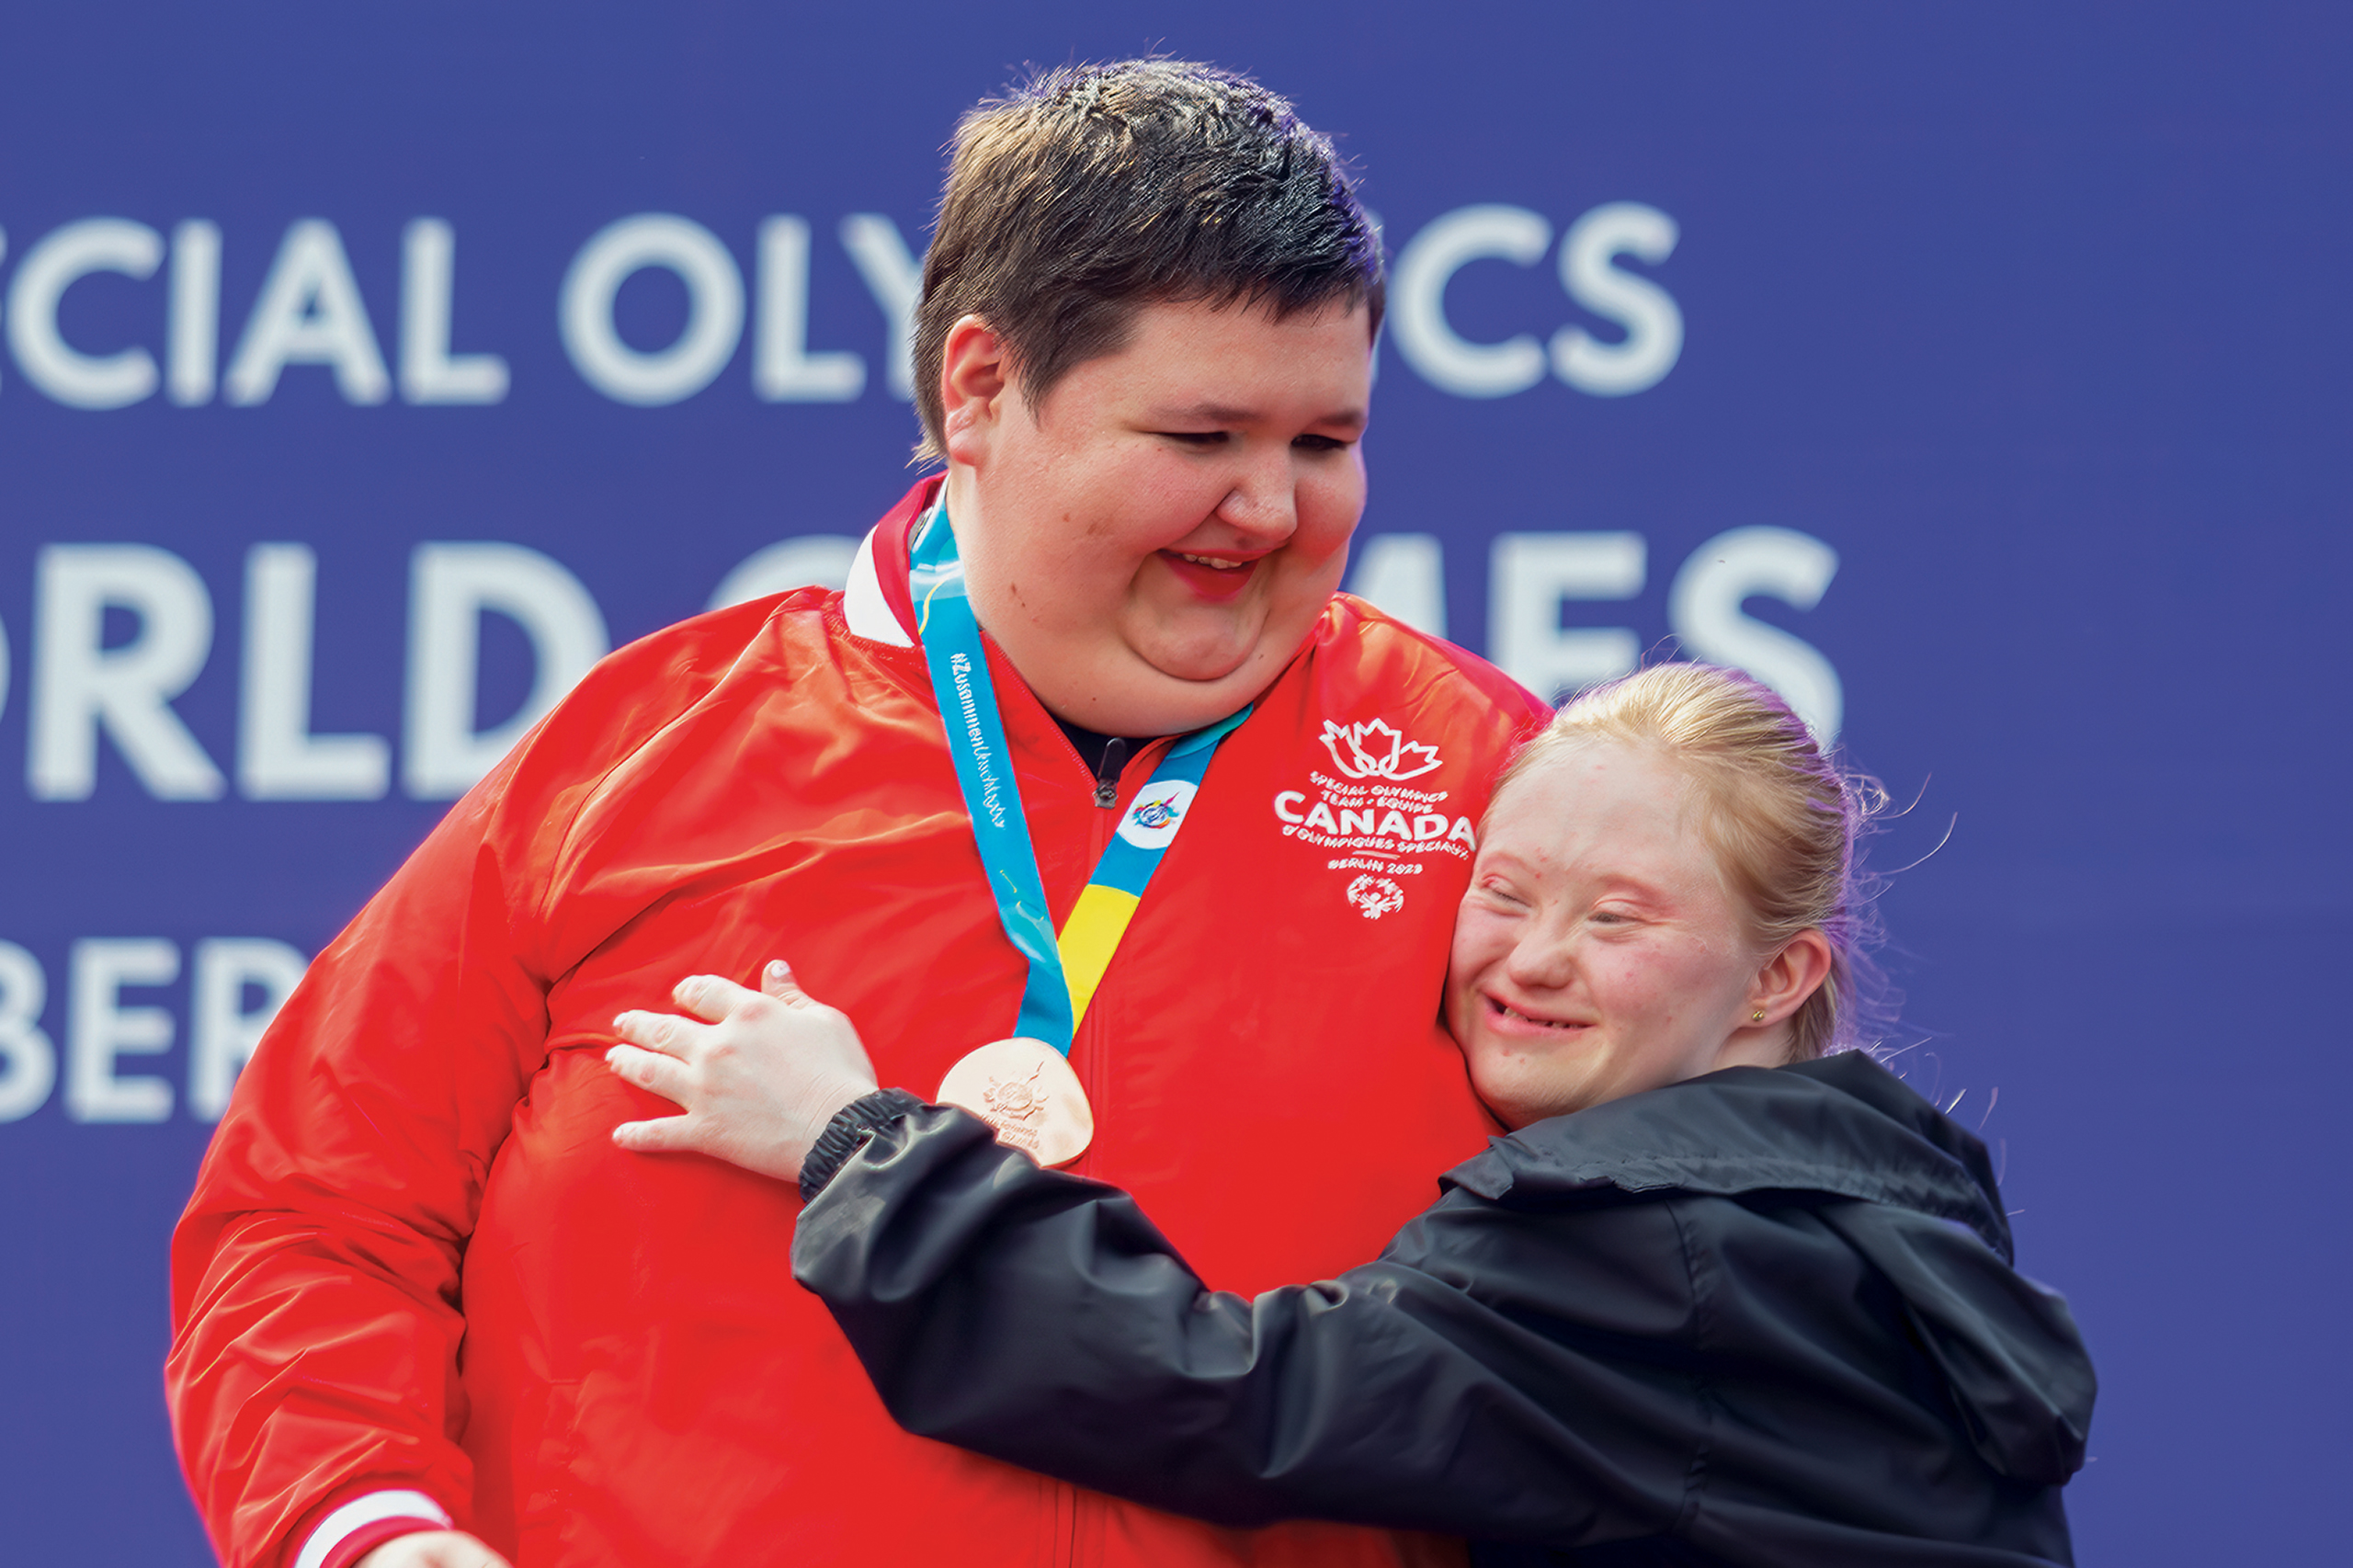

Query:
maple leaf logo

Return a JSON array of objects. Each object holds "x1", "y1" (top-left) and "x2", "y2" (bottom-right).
[{"x1": 1320, "y1": 720, "x2": 1444, "y2": 781}]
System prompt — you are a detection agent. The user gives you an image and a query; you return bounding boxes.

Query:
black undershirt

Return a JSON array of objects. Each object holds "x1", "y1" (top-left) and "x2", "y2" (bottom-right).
[{"x1": 1052, "y1": 715, "x2": 1158, "y2": 805}]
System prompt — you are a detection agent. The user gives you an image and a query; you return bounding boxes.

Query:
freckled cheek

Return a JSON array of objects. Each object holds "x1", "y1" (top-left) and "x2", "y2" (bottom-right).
[
  {"x1": 1619, "y1": 954, "x2": 1719, "y2": 1035},
  {"x1": 1589, "y1": 957, "x2": 1677, "y2": 1030}
]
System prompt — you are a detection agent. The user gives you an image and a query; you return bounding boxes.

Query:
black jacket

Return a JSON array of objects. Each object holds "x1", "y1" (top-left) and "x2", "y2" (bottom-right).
[{"x1": 792, "y1": 1053, "x2": 2096, "y2": 1567}]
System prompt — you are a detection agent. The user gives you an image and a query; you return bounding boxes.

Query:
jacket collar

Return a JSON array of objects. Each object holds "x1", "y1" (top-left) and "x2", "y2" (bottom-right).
[
  {"x1": 842, "y1": 475, "x2": 942, "y2": 648},
  {"x1": 1441, "y1": 1051, "x2": 2015, "y2": 1261}
]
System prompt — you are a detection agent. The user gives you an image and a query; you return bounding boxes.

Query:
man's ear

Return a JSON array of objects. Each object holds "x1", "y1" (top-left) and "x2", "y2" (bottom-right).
[{"x1": 939, "y1": 314, "x2": 1012, "y2": 470}]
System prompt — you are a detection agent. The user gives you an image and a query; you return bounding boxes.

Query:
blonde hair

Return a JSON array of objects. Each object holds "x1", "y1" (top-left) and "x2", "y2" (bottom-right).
[{"x1": 1496, "y1": 663, "x2": 1889, "y2": 1060}]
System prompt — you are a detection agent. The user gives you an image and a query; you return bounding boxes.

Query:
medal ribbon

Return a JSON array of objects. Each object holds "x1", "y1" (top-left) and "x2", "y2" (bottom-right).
[{"x1": 910, "y1": 505, "x2": 1247, "y2": 1051}]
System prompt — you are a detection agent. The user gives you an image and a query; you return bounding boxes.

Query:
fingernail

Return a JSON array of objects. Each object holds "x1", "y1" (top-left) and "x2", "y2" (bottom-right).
[{"x1": 767, "y1": 960, "x2": 790, "y2": 979}]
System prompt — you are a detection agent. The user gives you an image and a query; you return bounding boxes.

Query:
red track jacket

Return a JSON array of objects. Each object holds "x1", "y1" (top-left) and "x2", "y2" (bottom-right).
[{"x1": 168, "y1": 479, "x2": 1549, "y2": 1568}]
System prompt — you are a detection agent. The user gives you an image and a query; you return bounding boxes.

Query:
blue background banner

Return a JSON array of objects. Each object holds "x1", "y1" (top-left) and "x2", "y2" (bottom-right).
[{"x1": 2, "y1": 4, "x2": 2343, "y2": 1562}]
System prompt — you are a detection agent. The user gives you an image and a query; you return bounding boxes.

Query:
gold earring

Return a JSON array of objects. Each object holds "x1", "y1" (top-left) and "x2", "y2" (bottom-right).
[{"x1": 1750, "y1": 1009, "x2": 1766, "y2": 1023}]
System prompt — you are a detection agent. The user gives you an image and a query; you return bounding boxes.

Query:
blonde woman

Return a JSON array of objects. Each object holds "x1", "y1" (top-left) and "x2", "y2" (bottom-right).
[{"x1": 608, "y1": 665, "x2": 2096, "y2": 1568}]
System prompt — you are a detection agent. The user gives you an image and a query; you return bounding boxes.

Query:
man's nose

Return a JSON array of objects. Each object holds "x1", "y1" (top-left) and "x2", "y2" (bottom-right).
[{"x1": 1212, "y1": 444, "x2": 1300, "y2": 543}]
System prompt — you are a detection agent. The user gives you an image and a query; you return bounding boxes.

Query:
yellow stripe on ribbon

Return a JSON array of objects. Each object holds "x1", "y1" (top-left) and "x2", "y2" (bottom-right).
[{"x1": 1057, "y1": 882, "x2": 1142, "y2": 1028}]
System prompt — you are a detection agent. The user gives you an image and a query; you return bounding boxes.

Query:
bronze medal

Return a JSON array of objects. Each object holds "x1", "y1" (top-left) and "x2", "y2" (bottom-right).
[{"x1": 936, "y1": 1037, "x2": 1094, "y2": 1167}]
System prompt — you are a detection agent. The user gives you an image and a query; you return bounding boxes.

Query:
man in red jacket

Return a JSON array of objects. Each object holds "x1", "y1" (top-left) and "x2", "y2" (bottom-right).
[{"x1": 169, "y1": 60, "x2": 1546, "y2": 1568}]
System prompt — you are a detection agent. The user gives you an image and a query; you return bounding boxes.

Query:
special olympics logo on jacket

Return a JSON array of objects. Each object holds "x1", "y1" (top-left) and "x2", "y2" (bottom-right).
[
  {"x1": 1321, "y1": 720, "x2": 1443, "y2": 782},
  {"x1": 1346, "y1": 875, "x2": 1406, "y2": 919}
]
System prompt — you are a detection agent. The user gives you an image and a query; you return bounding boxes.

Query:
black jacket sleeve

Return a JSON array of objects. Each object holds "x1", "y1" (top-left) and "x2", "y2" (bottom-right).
[{"x1": 791, "y1": 1096, "x2": 1705, "y2": 1544}]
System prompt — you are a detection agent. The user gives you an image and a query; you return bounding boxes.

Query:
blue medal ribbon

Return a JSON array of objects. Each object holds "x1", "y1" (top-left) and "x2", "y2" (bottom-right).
[{"x1": 909, "y1": 505, "x2": 1246, "y2": 1051}]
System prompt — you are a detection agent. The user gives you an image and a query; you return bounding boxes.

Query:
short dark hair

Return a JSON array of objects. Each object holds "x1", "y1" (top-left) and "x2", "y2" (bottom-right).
[{"x1": 913, "y1": 60, "x2": 1384, "y2": 462}]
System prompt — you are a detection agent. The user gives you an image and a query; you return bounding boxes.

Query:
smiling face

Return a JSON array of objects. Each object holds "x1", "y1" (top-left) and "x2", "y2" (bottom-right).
[
  {"x1": 1447, "y1": 739, "x2": 1805, "y2": 1129},
  {"x1": 938, "y1": 295, "x2": 1373, "y2": 735}
]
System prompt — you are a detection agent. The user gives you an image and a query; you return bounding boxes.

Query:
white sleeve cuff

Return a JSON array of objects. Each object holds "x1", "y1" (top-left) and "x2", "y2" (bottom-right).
[{"x1": 292, "y1": 1489, "x2": 453, "y2": 1568}]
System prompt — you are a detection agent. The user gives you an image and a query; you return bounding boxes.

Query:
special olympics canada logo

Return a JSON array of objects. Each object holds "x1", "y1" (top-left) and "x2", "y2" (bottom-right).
[
  {"x1": 1321, "y1": 719, "x2": 1443, "y2": 782},
  {"x1": 1346, "y1": 875, "x2": 1406, "y2": 920}
]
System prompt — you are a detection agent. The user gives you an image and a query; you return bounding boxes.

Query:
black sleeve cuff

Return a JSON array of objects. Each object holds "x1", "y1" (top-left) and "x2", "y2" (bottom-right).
[{"x1": 800, "y1": 1088, "x2": 926, "y2": 1204}]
